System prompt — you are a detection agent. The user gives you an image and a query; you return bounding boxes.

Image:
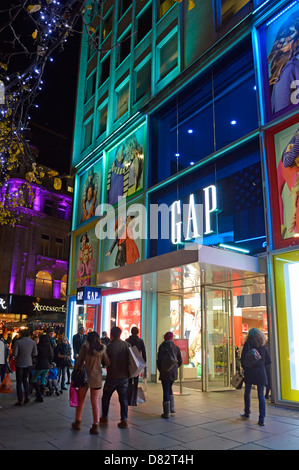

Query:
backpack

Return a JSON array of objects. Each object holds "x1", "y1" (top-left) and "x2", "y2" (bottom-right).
[
  {"x1": 243, "y1": 346, "x2": 261, "y2": 369},
  {"x1": 161, "y1": 346, "x2": 178, "y2": 372}
]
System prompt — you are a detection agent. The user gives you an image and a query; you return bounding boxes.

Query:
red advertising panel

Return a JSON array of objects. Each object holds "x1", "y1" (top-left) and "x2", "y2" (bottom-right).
[
  {"x1": 173, "y1": 339, "x2": 189, "y2": 365},
  {"x1": 117, "y1": 299, "x2": 142, "y2": 341},
  {"x1": 86, "y1": 305, "x2": 95, "y2": 333},
  {"x1": 265, "y1": 115, "x2": 299, "y2": 249}
]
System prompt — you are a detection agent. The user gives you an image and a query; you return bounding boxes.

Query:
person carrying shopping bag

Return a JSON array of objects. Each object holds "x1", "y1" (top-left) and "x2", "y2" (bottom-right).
[{"x1": 72, "y1": 331, "x2": 110, "y2": 434}]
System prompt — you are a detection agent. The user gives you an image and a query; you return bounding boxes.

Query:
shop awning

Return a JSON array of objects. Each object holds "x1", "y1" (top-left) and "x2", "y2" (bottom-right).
[{"x1": 96, "y1": 244, "x2": 267, "y2": 293}]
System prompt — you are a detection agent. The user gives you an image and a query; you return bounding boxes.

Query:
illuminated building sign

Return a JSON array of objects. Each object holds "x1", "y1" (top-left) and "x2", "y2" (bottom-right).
[
  {"x1": 171, "y1": 185, "x2": 218, "y2": 244},
  {"x1": 76, "y1": 286, "x2": 101, "y2": 305}
]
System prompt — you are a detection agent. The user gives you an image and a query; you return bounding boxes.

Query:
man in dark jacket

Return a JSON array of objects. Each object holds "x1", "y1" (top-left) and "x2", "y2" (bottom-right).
[
  {"x1": 157, "y1": 331, "x2": 182, "y2": 419},
  {"x1": 73, "y1": 327, "x2": 87, "y2": 362},
  {"x1": 101, "y1": 326, "x2": 130, "y2": 428},
  {"x1": 13, "y1": 329, "x2": 37, "y2": 406}
]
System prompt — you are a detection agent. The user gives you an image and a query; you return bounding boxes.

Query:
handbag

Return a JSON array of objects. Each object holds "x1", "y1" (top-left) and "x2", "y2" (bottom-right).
[
  {"x1": 71, "y1": 366, "x2": 88, "y2": 388},
  {"x1": 0, "y1": 373, "x2": 13, "y2": 394},
  {"x1": 127, "y1": 382, "x2": 138, "y2": 406},
  {"x1": 128, "y1": 346, "x2": 146, "y2": 378},
  {"x1": 69, "y1": 382, "x2": 79, "y2": 407},
  {"x1": 136, "y1": 387, "x2": 146, "y2": 405},
  {"x1": 231, "y1": 371, "x2": 244, "y2": 389}
]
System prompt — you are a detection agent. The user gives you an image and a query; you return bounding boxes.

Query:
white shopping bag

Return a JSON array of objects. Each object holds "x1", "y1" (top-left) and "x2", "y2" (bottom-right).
[{"x1": 129, "y1": 345, "x2": 146, "y2": 378}]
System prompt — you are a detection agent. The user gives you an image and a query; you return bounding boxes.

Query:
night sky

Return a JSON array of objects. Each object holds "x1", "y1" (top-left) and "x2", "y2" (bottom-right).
[{"x1": 28, "y1": 30, "x2": 81, "y2": 175}]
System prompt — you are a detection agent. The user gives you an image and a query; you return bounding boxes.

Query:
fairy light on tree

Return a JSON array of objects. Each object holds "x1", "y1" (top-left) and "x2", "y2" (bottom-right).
[{"x1": 0, "y1": 0, "x2": 196, "y2": 225}]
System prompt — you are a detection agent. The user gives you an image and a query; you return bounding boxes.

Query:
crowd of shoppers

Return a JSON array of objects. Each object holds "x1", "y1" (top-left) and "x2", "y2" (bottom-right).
[{"x1": 1, "y1": 325, "x2": 272, "y2": 430}]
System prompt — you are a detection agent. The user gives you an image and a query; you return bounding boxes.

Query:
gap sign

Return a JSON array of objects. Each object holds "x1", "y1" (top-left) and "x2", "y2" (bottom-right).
[{"x1": 76, "y1": 287, "x2": 101, "y2": 305}]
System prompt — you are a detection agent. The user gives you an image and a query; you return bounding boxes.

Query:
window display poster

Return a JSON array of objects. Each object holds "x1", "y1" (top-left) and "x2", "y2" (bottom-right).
[
  {"x1": 272, "y1": 122, "x2": 299, "y2": 243},
  {"x1": 117, "y1": 299, "x2": 142, "y2": 341},
  {"x1": 263, "y1": 2, "x2": 299, "y2": 117},
  {"x1": 76, "y1": 158, "x2": 103, "y2": 227},
  {"x1": 72, "y1": 226, "x2": 98, "y2": 293},
  {"x1": 170, "y1": 297, "x2": 201, "y2": 370},
  {"x1": 106, "y1": 123, "x2": 146, "y2": 206},
  {"x1": 101, "y1": 199, "x2": 144, "y2": 272}
]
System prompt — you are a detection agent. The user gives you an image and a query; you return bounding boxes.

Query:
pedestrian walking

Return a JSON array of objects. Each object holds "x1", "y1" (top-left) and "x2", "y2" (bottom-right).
[
  {"x1": 240, "y1": 328, "x2": 271, "y2": 426},
  {"x1": 73, "y1": 327, "x2": 87, "y2": 363},
  {"x1": 100, "y1": 326, "x2": 130, "y2": 429},
  {"x1": 12, "y1": 329, "x2": 37, "y2": 406},
  {"x1": 72, "y1": 331, "x2": 110, "y2": 434},
  {"x1": 157, "y1": 331, "x2": 182, "y2": 419},
  {"x1": 100, "y1": 331, "x2": 111, "y2": 347},
  {"x1": 0, "y1": 333, "x2": 10, "y2": 383},
  {"x1": 56, "y1": 336, "x2": 72, "y2": 390},
  {"x1": 32, "y1": 333, "x2": 53, "y2": 402}
]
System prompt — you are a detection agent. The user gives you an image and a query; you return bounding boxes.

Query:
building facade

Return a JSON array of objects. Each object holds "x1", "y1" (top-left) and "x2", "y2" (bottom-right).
[
  {"x1": 0, "y1": 164, "x2": 73, "y2": 337},
  {"x1": 67, "y1": 0, "x2": 299, "y2": 407}
]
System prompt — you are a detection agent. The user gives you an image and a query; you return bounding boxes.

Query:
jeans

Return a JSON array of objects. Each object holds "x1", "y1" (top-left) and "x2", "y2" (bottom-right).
[
  {"x1": 102, "y1": 378, "x2": 129, "y2": 421},
  {"x1": 16, "y1": 367, "x2": 30, "y2": 402},
  {"x1": 161, "y1": 380, "x2": 174, "y2": 402},
  {"x1": 244, "y1": 382, "x2": 266, "y2": 422},
  {"x1": 58, "y1": 366, "x2": 67, "y2": 387}
]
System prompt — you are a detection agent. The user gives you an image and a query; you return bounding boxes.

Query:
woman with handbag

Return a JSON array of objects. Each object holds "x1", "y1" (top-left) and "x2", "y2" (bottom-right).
[
  {"x1": 240, "y1": 328, "x2": 271, "y2": 426},
  {"x1": 72, "y1": 331, "x2": 110, "y2": 434}
]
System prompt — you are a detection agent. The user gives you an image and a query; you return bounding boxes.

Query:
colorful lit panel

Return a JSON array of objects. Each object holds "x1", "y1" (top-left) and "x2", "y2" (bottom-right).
[
  {"x1": 274, "y1": 250, "x2": 299, "y2": 402},
  {"x1": 257, "y1": 1, "x2": 299, "y2": 122},
  {"x1": 265, "y1": 115, "x2": 299, "y2": 249}
]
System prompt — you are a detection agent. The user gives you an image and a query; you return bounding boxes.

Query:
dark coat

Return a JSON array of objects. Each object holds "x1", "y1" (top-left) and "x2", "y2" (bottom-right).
[
  {"x1": 106, "y1": 339, "x2": 130, "y2": 380},
  {"x1": 55, "y1": 342, "x2": 71, "y2": 367},
  {"x1": 35, "y1": 335, "x2": 53, "y2": 370},
  {"x1": 73, "y1": 333, "x2": 87, "y2": 358},
  {"x1": 126, "y1": 335, "x2": 147, "y2": 362},
  {"x1": 157, "y1": 340, "x2": 182, "y2": 382},
  {"x1": 241, "y1": 340, "x2": 271, "y2": 386}
]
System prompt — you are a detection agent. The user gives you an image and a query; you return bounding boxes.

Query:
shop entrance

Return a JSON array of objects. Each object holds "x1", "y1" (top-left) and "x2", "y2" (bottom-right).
[
  {"x1": 203, "y1": 287, "x2": 233, "y2": 391},
  {"x1": 96, "y1": 244, "x2": 268, "y2": 391}
]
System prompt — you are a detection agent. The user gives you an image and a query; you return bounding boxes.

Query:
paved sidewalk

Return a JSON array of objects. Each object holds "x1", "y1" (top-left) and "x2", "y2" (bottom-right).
[{"x1": 1, "y1": 377, "x2": 299, "y2": 451}]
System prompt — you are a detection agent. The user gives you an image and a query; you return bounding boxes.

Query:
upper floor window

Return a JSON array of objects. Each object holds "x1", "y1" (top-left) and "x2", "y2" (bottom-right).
[
  {"x1": 99, "y1": 55, "x2": 110, "y2": 85},
  {"x1": 158, "y1": 31, "x2": 178, "y2": 81},
  {"x1": 116, "y1": 81, "x2": 129, "y2": 120},
  {"x1": 119, "y1": 0, "x2": 132, "y2": 19},
  {"x1": 40, "y1": 234, "x2": 50, "y2": 257},
  {"x1": 97, "y1": 103, "x2": 108, "y2": 136},
  {"x1": 44, "y1": 199, "x2": 54, "y2": 216},
  {"x1": 83, "y1": 119, "x2": 93, "y2": 150},
  {"x1": 101, "y1": 10, "x2": 113, "y2": 42},
  {"x1": 55, "y1": 237, "x2": 64, "y2": 259},
  {"x1": 220, "y1": 0, "x2": 250, "y2": 25},
  {"x1": 136, "y1": 6, "x2": 152, "y2": 45},
  {"x1": 85, "y1": 72, "x2": 96, "y2": 103},
  {"x1": 158, "y1": 0, "x2": 176, "y2": 20},
  {"x1": 135, "y1": 58, "x2": 151, "y2": 102},
  {"x1": 116, "y1": 31, "x2": 131, "y2": 67}
]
